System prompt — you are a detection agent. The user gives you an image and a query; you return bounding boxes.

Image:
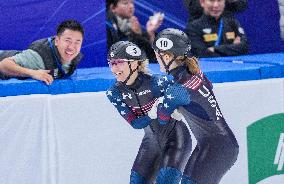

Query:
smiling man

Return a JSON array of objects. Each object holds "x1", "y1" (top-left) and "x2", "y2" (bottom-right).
[
  {"x1": 0, "y1": 19, "x2": 84, "y2": 85},
  {"x1": 185, "y1": 0, "x2": 248, "y2": 57}
]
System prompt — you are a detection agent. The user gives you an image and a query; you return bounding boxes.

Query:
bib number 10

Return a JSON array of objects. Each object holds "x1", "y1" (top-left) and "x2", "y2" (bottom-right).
[{"x1": 155, "y1": 38, "x2": 173, "y2": 50}]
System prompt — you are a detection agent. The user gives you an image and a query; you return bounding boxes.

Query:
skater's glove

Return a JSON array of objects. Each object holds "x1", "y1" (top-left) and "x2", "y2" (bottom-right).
[
  {"x1": 170, "y1": 109, "x2": 184, "y2": 121},
  {"x1": 148, "y1": 97, "x2": 164, "y2": 119}
]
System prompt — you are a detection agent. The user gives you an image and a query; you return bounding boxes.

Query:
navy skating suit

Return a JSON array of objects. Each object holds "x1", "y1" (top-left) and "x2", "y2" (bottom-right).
[
  {"x1": 106, "y1": 72, "x2": 192, "y2": 183},
  {"x1": 157, "y1": 65, "x2": 239, "y2": 184}
]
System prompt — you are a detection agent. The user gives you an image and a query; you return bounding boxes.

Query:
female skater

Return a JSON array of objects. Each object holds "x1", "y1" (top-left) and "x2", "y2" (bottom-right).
[
  {"x1": 152, "y1": 28, "x2": 239, "y2": 184},
  {"x1": 106, "y1": 41, "x2": 191, "y2": 183}
]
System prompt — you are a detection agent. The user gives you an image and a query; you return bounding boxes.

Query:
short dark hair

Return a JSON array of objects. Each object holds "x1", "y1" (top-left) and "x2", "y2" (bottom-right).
[
  {"x1": 106, "y1": 0, "x2": 119, "y2": 9},
  {"x1": 56, "y1": 19, "x2": 84, "y2": 37}
]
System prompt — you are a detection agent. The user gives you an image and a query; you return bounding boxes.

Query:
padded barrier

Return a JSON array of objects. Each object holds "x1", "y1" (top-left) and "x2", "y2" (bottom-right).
[{"x1": 0, "y1": 53, "x2": 283, "y2": 97}]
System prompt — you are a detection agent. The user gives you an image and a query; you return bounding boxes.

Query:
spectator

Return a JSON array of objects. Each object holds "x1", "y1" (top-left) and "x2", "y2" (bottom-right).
[
  {"x1": 0, "y1": 19, "x2": 84, "y2": 85},
  {"x1": 106, "y1": 0, "x2": 163, "y2": 61},
  {"x1": 183, "y1": 0, "x2": 247, "y2": 22},
  {"x1": 185, "y1": 0, "x2": 248, "y2": 57}
]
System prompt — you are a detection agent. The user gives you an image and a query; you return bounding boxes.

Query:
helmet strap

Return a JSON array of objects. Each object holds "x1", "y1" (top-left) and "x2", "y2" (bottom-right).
[
  {"x1": 181, "y1": 55, "x2": 187, "y2": 65},
  {"x1": 158, "y1": 51, "x2": 177, "y2": 74},
  {"x1": 123, "y1": 61, "x2": 140, "y2": 85}
]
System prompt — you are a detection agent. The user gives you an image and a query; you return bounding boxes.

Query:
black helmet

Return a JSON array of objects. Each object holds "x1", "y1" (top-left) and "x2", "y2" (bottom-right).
[
  {"x1": 153, "y1": 28, "x2": 191, "y2": 57},
  {"x1": 108, "y1": 41, "x2": 147, "y2": 61}
]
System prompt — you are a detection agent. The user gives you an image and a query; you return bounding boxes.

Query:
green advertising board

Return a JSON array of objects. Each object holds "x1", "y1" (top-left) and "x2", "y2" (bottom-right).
[{"x1": 247, "y1": 113, "x2": 284, "y2": 184}]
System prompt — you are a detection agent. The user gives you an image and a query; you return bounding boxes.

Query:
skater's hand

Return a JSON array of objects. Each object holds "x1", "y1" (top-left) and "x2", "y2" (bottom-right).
[
  {"x1": 148, "y1": 97, "x2": 164, "y2": 119},
  {"x1": 170, "y1": 109, "x2": 184, "y2": 121}
]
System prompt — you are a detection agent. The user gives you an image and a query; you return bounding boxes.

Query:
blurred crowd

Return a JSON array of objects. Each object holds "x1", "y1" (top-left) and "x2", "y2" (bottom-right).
[{"x1": 106, "y1": 0, "x2": 248, "y2": 61}]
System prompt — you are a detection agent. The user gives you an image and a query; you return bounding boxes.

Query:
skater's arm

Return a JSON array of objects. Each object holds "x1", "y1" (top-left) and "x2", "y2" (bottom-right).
[
  {"x1": 157, "y1": 84, "x2": 191, "y2": 124},
  {"x1": 106, "y1": 87, "x2": 151, "y2": 129}
]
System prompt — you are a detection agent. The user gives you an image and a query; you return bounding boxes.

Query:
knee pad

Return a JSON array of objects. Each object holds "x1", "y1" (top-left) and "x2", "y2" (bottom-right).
[
  {"x1": 181, "y1": 175, "x2": 197, "y2": 184},
  {"x1": 156, "y1": 167, "x2": 182, "y2": 184},
  {"x1": 130, "y1": 170, "x2": 148, "y2": 184}
]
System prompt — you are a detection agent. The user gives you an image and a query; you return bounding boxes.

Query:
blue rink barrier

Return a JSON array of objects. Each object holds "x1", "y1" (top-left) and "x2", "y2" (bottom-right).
[
  {"x1": 200, "y1": 53, "x2": 284, "y2": 64},
  {"x1": 0, "y1": 53, "x2": 283, "y2": 97},
  {"x1": 200, "y1": 53, "x2": 284, "y2": 77}
]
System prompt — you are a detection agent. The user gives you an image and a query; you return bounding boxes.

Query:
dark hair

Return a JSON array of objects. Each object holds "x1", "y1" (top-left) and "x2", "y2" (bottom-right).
[
  {"x1": 106, "y1": 0, "x2": 119, "y2": 9},
  {"x1": 56, "y1": 19, "x2": 84, "y2": 37}
]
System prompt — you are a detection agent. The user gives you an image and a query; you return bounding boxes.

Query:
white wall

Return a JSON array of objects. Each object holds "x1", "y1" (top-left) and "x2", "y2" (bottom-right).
[
  {"x1": 214, "y1": 78, "x2": 284, "y2": 184},
  {"x1": 0, "y1": 78, "x2": 283, "y2": 184}
]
